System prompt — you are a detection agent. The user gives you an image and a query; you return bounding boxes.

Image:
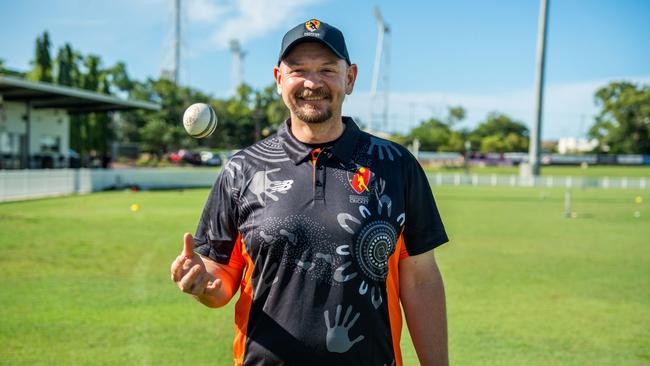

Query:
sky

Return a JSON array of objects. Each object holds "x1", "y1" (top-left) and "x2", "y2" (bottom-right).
[{"x1": 1, "y1": 0, "x2": 649, "y2": 139}]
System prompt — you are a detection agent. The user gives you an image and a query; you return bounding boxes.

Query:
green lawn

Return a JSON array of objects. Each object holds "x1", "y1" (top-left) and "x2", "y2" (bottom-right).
[
  {"x1": 425, "y1": 165, "x2": 650, "y2": 177},
  {"x1": 1, "y1": 186, "x2": 648, "y2": 365}
]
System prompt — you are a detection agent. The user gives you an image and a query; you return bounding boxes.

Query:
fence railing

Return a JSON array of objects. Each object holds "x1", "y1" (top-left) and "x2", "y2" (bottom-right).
[
  {"x1": 0, "y1": 168, "x2": 218, "y2": 202},
  {"x1": 0, "y1": 169, "x2": 648, "y2": 202},
  {"x1": 426, "y1": 173, "x2": 648, "y2": 190}
]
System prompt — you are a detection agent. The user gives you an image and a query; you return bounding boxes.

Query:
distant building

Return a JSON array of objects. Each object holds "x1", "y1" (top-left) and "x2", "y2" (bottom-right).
[
  {"x1": 541, "y1": 139, "x2": 558, "y2": 153},
  {"x1": 557, "y1": 137, "x2": 598, "y2": 154},
  {"x1": 0, "y1": 75, "x2": 159, "y2": 169}
]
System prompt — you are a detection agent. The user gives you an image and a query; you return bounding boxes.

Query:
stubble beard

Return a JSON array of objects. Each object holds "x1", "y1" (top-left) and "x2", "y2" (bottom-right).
[
  {"x1": 294, "y1": 106, "x2": 333, "y2": 124},
  {"x1": 291, "y1": 88, "x2": 335, "y2": 124}
]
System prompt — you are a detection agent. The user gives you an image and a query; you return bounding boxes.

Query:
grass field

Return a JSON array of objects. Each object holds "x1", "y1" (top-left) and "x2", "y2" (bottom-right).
[
  {"x1": 1, "y1": 185, "x2": 648, "y2": 365},
  {"x1": 424, "y1": 165, "x2": 650, "y2": 177}
]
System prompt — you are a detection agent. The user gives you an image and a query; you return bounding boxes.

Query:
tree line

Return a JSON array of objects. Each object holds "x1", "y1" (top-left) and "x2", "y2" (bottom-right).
[
  {"x1": 1, "y1": 31, "x2": 648, "y2": 159},
  {"x1": 399, "y1": 106, "x2": 529, "y2": 153},
  {"x1": 0, "y1": 31, "x2": 289, "y2": 161}
]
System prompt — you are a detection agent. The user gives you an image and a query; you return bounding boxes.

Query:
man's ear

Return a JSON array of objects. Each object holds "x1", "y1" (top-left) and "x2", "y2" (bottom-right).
[
  {"x1": 345, "y1": 64, "x2": 358, "y2": 95},
  {"x1": 273, "y1": 66, "x2": 283, "y2": 95}
]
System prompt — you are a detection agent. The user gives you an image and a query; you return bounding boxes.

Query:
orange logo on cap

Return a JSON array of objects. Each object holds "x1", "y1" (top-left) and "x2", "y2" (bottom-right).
[
  {"x1": 305, "y1": 19, "x2": 321, "y2": 31},
  {"x1": 350, "y1": 167, "x2": 371, "y2": 193}
]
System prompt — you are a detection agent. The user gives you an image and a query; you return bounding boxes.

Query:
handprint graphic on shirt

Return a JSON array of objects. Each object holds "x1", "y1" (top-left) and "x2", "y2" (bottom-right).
[
  {"x1": 249, "y1": 168, "x2": 293, "y2": 206},
  {"x1": 324, "y1": 305, "x2": 365, "y2": 353},
  {"x1": 367, "y1": 137, "x2": 402, "y2": 161}
]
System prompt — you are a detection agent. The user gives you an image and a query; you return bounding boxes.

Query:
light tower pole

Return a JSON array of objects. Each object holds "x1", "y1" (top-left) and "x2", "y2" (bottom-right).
[
  {"x1": 370, "y1": 6, "x2": 390, "y2": 132},
  {"x1": 529, "y1": 0, "x2": 550, "y2": 176},
  {"x1": 230, "y1": 39, "x2": 245, "y2": 93},
  {"x1": 173, "y1": 0, "x2": 181, "y2": 84},
  {"x1": 382, "y1": 26, "x2": 391, "y2": 132}
]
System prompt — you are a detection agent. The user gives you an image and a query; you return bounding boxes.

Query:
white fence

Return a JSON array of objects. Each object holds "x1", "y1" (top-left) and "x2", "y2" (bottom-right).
[
  {"x1": 428, "y1": 173, "x2": 648, "y2": 190},
  {"x1": 0, "y1": 169, "x2": 648, "y2": 203},
  {"x1": 0, "y1": 168, "x2": 219, "y2": 202}
]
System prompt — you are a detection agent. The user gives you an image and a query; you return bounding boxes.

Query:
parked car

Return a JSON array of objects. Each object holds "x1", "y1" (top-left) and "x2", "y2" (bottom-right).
[
  {"x1": 200, "y1": 151, "x2": 222, "y2": 166},
  {"x1": 168, "y1": 151, "x2": 183, "y2": 163},
  {"x1": 169, "y1": 149, "x2": 201, "y2": 165}
]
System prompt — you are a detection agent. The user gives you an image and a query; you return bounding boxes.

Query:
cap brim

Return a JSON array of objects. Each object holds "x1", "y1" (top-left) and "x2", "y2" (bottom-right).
[{"x1": 278, "y1": 38, "x2": 350, "y2": 66}]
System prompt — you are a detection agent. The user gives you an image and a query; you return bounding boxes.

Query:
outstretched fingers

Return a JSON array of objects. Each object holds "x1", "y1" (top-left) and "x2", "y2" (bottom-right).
[
  {"x1": 335, "y1": 304, "x2": 342, "y2": 324},
  {"x1": 324, "y1": 310, "x2": 331, "y2": 329},
  {"x1": 347, "y1": 312, "x2": 360, "y2": 329},
  {"x1": 342, "y1": 305, "x2": 352, "y2": 325}
]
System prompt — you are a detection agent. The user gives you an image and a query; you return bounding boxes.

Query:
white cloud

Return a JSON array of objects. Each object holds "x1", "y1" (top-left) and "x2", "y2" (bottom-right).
[
  {"x1": 207, "y1": 0, "x2": 321, "y2": 48},
  {"x1": 186, "y1": 0, "x2": 230, "y2": 23},
  {"x1": 343, "y1": 76, "x2": 650, "y2": 139}
]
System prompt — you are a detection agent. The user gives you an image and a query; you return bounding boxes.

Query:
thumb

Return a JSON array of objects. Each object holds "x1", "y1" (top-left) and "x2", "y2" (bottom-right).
[{"x1": 183, "y1": 232, "x2": 195, "y2": 258}]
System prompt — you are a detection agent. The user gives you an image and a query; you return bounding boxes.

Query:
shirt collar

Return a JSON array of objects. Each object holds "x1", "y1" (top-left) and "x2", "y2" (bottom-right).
[{"x1": 278, "y1": 116, "x2": 361, "y2": 165}]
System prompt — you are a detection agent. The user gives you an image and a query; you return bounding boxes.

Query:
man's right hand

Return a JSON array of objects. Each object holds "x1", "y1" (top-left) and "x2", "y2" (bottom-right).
[{"x1": 170, "y1": 233, "x2": 223, "y2": 298}]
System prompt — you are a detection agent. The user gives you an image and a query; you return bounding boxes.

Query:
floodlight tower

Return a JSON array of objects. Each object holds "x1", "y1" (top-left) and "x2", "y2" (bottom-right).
[
  {"x1": 382, "y1": 25, "x2": 391, "y2": 132},
  {"x1": 370, "y1": 6, "x2": 390, "y2": 132},
  {"x1": 173, "y1": 0, "x2": 181, "y2": 84},
  {"x1": 230, "y1": 39, "x2": 246, "y2": 93},
  {"x1": 529, "y1": 0, "x2": 550, "y2": 176}
]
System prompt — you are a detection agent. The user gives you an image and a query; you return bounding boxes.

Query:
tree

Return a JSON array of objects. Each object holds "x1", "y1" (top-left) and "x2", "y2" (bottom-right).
[
  {"x1": 54, "y1": 43, "x2": 80, "y2": 87},
  {"x1": 470, "y1": 113, "x2": 529, "y2": 153},
  {"x1": 14, "y1": 31, "x2": 300, "y2": 158},
  {"x1": 408, "y1": 118, "x2": 452, "y2": 151},
  {"x1": 441, "y1": 131, "x2": 465, "y2": 152},
  {"x1": 121, "y1": 77, "x2": 211, "y2": 154},
  {"x1": 81, "y1": 55, "x2": 101, "y2": 91},
  {"x1": 256, "y1": 84, "x2": 289, "y2": 127},
  {"x1": 27, "y1": 31, "x2": 53, "y2": 82},
  {"x1": 69, "y1": 54, "x2": 115, "y2": 157},
  {"x1": 107, "y1": 62, "x2": 134, "y2": 94},
  {"x1": 140, "y1": 119, "x2": 183, "y2": 159},
  {"x1": 588, "y1": 81, "x2": 650, "y2": 154},
  {"x1": 408, "y1": 106, "x2": 467, "y2": 152},
  {"x1": 0, "y1": 59, "x2": 25, "y2": 77},
  {"x1": 199, "y1": 83, "x2": 285, "y2": 149},
  {"x1": 446, "y1": 105, "x2": 466, "y2": 129}
]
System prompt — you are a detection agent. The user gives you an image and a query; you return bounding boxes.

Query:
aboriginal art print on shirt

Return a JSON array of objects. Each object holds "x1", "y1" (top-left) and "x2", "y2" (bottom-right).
[{"x1": 193, "y1": 118, "x2": 448, "y2": 366}]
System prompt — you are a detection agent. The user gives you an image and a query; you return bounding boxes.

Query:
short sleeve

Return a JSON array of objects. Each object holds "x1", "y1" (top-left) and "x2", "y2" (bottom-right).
[
  {"x1": 401, "y1": 154, "x2": 449, "y2": 256},
  {"x1": 193, "y1": 170, "x2": 240, "y2": 265}
]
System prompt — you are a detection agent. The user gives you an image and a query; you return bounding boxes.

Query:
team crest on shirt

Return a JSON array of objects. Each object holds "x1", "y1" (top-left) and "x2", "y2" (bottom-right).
[
  {"x1": 305, "y1": 19, "x2": 321, "y2": 31},
  {"x1": 349, "y1": 167, "x2": 371, "y2": 194}
]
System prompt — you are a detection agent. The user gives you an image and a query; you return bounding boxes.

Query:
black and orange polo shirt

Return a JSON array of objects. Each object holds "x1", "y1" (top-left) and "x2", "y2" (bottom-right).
[{"x1": 194, "y1": 117, "x2": 448, "y2": 366}]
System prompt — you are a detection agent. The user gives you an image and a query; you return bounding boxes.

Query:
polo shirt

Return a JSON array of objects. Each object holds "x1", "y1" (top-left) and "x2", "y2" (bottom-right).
[{"x1": 194, "y1": 117, "x2": 448, "y2": 366}]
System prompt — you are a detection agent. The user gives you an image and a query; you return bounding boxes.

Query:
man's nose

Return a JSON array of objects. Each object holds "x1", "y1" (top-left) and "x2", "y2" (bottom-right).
[{"x1": 302, "y1": 73, "x2": 324, "y2": 89}]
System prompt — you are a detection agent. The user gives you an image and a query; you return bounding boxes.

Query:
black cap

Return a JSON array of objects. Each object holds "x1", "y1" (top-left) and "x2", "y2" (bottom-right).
[{"x1": 278, "y1": 19, "x2": 351, "y2": 65}]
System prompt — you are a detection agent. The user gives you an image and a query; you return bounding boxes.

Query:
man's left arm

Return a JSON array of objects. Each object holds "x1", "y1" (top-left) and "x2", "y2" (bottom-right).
[{"x1": 399, "y1": 250, "x2": 448, "y2": 366}]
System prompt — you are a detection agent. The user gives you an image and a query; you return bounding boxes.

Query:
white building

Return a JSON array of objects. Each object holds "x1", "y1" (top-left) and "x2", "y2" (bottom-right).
[
  {"x1": 557, "y1": 137, "x2": 598, "y2": 154},
  {"x1": 0, "y1": 75, "x2": 159, "y2": 169}
]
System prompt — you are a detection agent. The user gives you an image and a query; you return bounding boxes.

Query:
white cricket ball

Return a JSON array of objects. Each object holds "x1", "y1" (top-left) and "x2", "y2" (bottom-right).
[{"x1": 183, "y1": 103, "x2": 217, "y2": 138}]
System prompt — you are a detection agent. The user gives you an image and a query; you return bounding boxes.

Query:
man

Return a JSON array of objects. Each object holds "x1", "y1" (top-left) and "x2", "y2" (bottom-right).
[{"x1": 171, "y1": 19, "x2": 449, "y2": 366}]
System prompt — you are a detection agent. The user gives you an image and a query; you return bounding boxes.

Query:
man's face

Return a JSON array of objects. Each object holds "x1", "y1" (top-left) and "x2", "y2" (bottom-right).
[{"x1": 274, "y1": 42, "x2": 357, "y2": 124}]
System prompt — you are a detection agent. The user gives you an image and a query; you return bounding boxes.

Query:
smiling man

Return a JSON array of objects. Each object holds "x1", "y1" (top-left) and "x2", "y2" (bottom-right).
[{"x1": 171, "y1": 19, "x2": 449, "y2": 366}]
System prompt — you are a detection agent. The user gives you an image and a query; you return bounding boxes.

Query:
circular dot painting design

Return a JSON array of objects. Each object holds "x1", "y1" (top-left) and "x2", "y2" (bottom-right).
[{"x1": 354, "y1": 220, "x2": 397, "y2": 281}]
